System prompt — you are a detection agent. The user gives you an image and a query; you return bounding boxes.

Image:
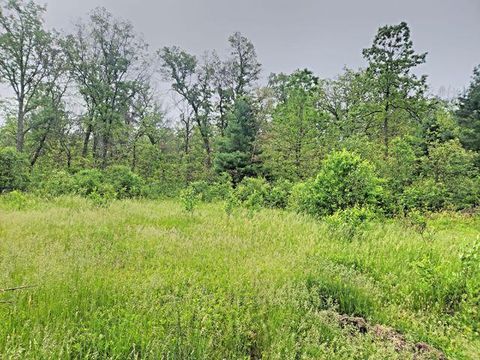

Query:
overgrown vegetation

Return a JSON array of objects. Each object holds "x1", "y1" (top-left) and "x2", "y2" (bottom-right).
[
  {"x1": 0, "y1": 0, "x2": 479, "y2": 358},
  {"x1": 0, "y1": 198, "x2": 479, "y2": 358}
]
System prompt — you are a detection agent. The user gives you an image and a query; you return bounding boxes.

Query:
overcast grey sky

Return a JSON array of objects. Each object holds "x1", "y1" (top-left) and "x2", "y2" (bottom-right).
[{"x1": 37, "y1": 0, "x2": 480, "y2": 96}]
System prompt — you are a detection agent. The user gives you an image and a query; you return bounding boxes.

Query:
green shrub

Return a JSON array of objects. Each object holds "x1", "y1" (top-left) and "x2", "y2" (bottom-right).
[
  {"x1": 185, "y1": 175, "x2": 233, "y2": 204},
  {"x1": 105, "y1": 165, "x2": 143, "y2": 199},
  {"x1": 235, "y1": 177, "x2": 270, "y2": 208},
  {"x1": 446, "y1": 175, "x2": 480, "y2": 210},
  {"x1": 35, "y1": 170, "x2": 75, "y2": 197},
  {"x1": 301, "y1": 150, "x2": 384, "y2": 217},
  {"x1": 401, "y1": 178, "x2": 446, "y2": 212},
  {"x1": 265, "y1": 180, "x2": 292, "y2": 209},
  {"x1": 287, "y1": 181, "x2": 315, "y2": 213},
  {"x1": 72, "y1": 169, "x2": 104, "y2": 196},
  {"x1": 418, "y1": 139, "x2": 480, "y2": 210},
  {"x1": 383, "y1": 137, "x2": 420, "y2": 194},
  {"x1": 188, "y1": 180, "x2": 211, "y2": 202},
  {"x1": 180, "y1": 186, "x2": 199, "y2": 213},
  {"x1": 88, "y1": 183, "x2": 117, "y2": 207},
  {"x1": 141, "y1": 180, "x2": 181, "y2": 199},
  {"x1": 208, "y1": 175, "x2": 233, "y2": 201},
  {"x1": 0, "y1": 147, "x2": 30, "y2": 192}
]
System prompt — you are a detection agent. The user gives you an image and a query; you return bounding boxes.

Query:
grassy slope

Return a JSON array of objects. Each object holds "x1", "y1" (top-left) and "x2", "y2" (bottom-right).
[{"x1": 0, "y1": 197, "x2": 478, "y2": 359}]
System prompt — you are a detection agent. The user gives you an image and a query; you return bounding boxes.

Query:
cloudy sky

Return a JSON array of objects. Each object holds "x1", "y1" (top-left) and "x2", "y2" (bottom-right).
[{"x1": 32, "y1": 0, "x2": 480, "y2": 96}]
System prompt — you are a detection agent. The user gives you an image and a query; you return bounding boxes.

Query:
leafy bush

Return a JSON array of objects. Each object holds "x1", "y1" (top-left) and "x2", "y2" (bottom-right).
[
  {"x1": 265, "y1": 180, "x2": 292, "y2": 209},
  {"x1": 188, "y1": 181, "x2": 211, "y2": 202},
  {"x1": 401, "y1": 178, "x2": 446, "y2": 212},
  {"x1": 235, "y1": 177, "x2": 270, "y2": 209},
  {"x1": 180, "y1": 186, "x2": 199, "y2": 213},
  {"x1": 287, "y1": 181, "x2": 315, "y2": 213},
  {"x1": 141, "y1": 180, "x2": 181, "y2": 199},
  {"x1": 72, "y1": 169, "x2": 105, "y2": 196},
  {"x1": 400, "y1": 140, "x2": 480, "y2": 212},
  {"x1": 105, "y1": 165, "x2": 143, "y2": 199},
  {"x1": 422, "y1": 140, "x2": 480, "y2": 210},
  {"x1": 383, "y1": 137, "x2": 419, "y2": 194},
  {"x1": 184, "y1": 174, "x2": 233, "y2": 204},
  {"x1": 299, "y1": 150, "x2": 384, "y2": 217},
  {"x1": 88, "y1": 184, "x2": 117, "y2": 207},
  {"x1": 35, "y1": 170, "x2": 75, "y2": 197},
  {"x1": 0, "y1": 147, "x2": 30, "y2": 192}
]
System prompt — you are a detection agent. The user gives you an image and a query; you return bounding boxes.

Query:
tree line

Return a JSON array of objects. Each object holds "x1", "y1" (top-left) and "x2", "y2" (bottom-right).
[{"x1": 0, "y1": 0, "x2": 479, "y2": 214}]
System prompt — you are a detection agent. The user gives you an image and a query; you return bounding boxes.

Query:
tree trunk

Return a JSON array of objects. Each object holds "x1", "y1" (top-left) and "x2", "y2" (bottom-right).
[
  {"x1": 82, "y1": 124, "x2": 92, "y2": 158},
  {"x1": 383, "y1": 101, "x2": 390, "y2": 157},
  {"x1": 30, "y1": 128, "x2": 49, "y2": 167},
  {"x1": 16, "y1": 98, "x2": 25, "y2": 152}
]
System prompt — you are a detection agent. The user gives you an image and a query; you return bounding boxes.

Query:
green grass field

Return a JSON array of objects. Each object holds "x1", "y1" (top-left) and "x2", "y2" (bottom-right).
[{"x1": 0, "y1": 197, "x2": 479, "y2": 359}]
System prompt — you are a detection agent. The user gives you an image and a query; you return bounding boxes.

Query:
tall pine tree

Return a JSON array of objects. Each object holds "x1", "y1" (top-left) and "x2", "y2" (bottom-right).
[{"x1": 214, "y1": 97, "x2": 261, "y2": 184}]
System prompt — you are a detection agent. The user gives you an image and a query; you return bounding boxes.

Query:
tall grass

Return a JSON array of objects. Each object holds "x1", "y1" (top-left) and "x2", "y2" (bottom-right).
[{"x1": 0, "y1": 196, "x2": 478, "y2": 359}]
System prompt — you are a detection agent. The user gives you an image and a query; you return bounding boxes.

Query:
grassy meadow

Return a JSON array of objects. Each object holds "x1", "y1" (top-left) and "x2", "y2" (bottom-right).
[{"x1": 0, "y1": 196, "x2": 479, "y2": 359}]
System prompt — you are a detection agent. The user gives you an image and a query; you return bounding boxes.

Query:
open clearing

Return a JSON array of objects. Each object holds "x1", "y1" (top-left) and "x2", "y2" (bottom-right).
[{"x1": 0, "y1": 198, "x2": 479, "y2": 359}]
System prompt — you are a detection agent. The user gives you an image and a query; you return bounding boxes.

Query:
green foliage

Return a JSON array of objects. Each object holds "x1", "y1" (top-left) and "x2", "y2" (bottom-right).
[
  {"x1": 305, "y1": 150, "x2": 384, "y2": 217},
  {"x1": 180, "y1": 186, "x2": 199, "y2": 213},
  {"x1": 0, "y1": 190, "x2": 28, "y2": 210},
  {"x1": 105, "y1": 165, "x2": 143, "y2": 199},
  {"x1": 1, "y1": 200, "x2": 478, "y2": 358},
  {"x1": 325, "y1": 206, "x2": 376, "y2": 240},
  {"x1": 72, "y1": 169, "x2": 105, "y2": 197},
  {"x1": 264, "y1": 69, "x2": 321, "y2": 180},
  {"x1": 401, "y1": 140, "x2": 480, "y2": 211},
  {"x1": 235, "y1": 177, "x2": 270, "y2": 209},
  {"x1": 34, "y1": 170, "x2": 75, "y2": 197},
  {"x1": 87, "y1": 184, "x2": 117, "y2": 208},
  {"x1": 457, "y1": 65, "x2": 480, "y2": 152},
  {"x1": 215, "y1": 97, "x2": 261, "y2": 184},
  {"x1": 0, "y1": 147, "x2": 30, "y2": 192},
  {"x1": 405, "y1": 209, "x2": 428, "y2": 233},
  {"x1": 265, "y1": 180, "x2": 292, "y2": 209},
  {"x1": 362, "y1": 22, "x2": 428, "y2": 154},
  {"x1": 401, "y1": 178, "x2": 446, "y2": 212},
  {"x1": 383, "y1": 137, "x2": 419, "y2": 194},
  {"x1": 287, "y1": 180, "x2": 315, "y2": 213},
  {"x1": 223, "y1": 188, "x2": 239, "y2": 217},
  {"x1": 458, "y1": 237, "x2": 480, "y2": 333}
]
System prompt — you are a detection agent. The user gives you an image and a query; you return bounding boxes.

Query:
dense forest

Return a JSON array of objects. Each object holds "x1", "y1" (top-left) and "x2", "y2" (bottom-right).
[{"x1": 0, "y1": 0, "x2": 479, "y2": 216}]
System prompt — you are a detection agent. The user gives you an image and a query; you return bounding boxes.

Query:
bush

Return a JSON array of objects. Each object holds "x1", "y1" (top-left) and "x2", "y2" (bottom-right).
[
  {"x1": 299, "y1": 150, "x2": 384, "y2": 217},
  {"x1": 180, "y1": 186, "x2": 199, "y2": 213},
  {"x1": 383, "y1": 137, "x2": 420, "y2": 194},
  {"x1": 287, "y1": 181, "x2": 315, "y2": 213},
  {"x1": 265, "y1": 180, "x2": 292, "y2": 209},
  {"x1": 72, "y1": 169, "x2": 105, "y2": 196},
  {"x1": 423, "y1": 140, "x2": 479, "y2": 210},
  {"x1": 141, "y1": 180, "x2": 181, "y2": 199},
  {"x1": 401, "y1": 178, "x2": 446, "y2": 212},
  {"x1": 184, "y1": 174, "x2": 233, "y2": 203},
  {"x1": 401, "y1": 140, "x2": 480, "y2": 211},
  {"x1": 35, "y1": 170, "x2": 75, "y2": 197},
  {"x1": 0, "y1": 147, "x2": 30, "y2": 192},
  {"x1": 105, "y1": 165, "x2": 143, "y2": 199},
  {"x1": 235, "y1": 177, "x2": 270, "y2": 209}
]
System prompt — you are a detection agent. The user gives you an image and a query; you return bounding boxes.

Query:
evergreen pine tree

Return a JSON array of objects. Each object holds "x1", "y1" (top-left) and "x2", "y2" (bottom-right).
[{"x1": 214, "y1": 97, "x2": 261, "y2": 184}]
